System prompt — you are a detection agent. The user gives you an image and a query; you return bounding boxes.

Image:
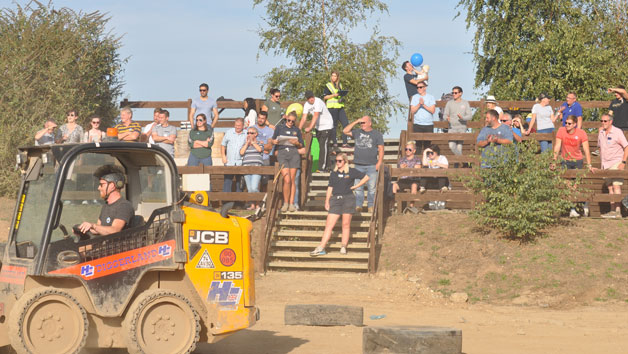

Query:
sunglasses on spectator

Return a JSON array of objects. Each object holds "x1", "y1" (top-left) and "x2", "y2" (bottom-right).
[
  {"x1": 336, "y1": 159, "x2": 344, "y2": 163},
  {"x1": 601, "y1": 119, "x2": 610, "y2": 122},
  {"x1": 565, "y1": 122, "x2": 574, "y2": 125},
  {"x1": 199, "y1": 89, "x2": 207, "y2": 92},
  {"x1": 286, "y1": 119, "x2": 295, "y2": 123},
  {"x1": 247, "y1": 132, "x2": 257, "y2": 135},
  {"x1": 91, "y1": 121, "x2": 100, "y2": 124},
  {"x1": 452, "y1": 91, "x2": 461, "y2": 94},
  {"x1": 196, "y1": 118, "x2": 205, "y2": 122},
  {"x1": 273, "y1": 94, "x2": 281, "y2": 98},
  {"x1": 417, "y1": 86, "x2": 426, "y2": 89},
  {"x1": 500, "y1": 119, "x2": 510, "y2": 122},
  {"x1": 405, "y1": 148, "x2": 414, "y2": 151}
]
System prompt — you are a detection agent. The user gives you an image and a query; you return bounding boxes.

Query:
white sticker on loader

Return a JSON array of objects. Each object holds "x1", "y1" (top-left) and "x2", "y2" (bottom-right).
[{"x1": 196, "y1": 249, "x2": 216, "y2": 269}]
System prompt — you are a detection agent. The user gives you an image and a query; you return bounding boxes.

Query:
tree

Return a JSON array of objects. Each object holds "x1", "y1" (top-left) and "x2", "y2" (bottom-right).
[
  {"x1": 456, "y1": 0, "x2": 628, "y2": 101},
  {"x1": 253, "y1": 0, "x2": 402, "y2": 133},
  {"x1": 0, "y1": 1, "x2": 125, "y2": 195}
]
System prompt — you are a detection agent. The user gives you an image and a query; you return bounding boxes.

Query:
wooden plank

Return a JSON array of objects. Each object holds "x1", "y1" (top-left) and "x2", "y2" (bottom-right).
[
  {"x1": 390, "y1": 168, "x2": 474, "y2": 178},
  {"x1": 281, "y1": 210, "x2": 372, "y2": 217},
  {"x1": 271, "y1": 251, "x2": 369, "y2": 259},
  {"x1": 278, "y1": 220, "x2": 370, "y2": 227},
  {"x1": 267, "y1": 260, "x2": 368, "y2": 270},
  {"x1": 204, "y1": 192, "x2": 266, "y2": 201},
  {"x1": 178, "y1": 165, "x2": 276, "y2": 175},
  {"x1": 276, "y1": 230, "x2": 368, "y2": 238},
  {"x1": 394, "y1": 192, "x2": 475, "y2": 202},
  {"x1": 273, "y1": 241, "x2": 369, "y2": 249}
]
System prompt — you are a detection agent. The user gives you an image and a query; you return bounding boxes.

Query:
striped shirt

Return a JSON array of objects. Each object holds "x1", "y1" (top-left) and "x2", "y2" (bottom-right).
[
  {"x1": 242, "y1": 143, "x2": 264, "y2": 166},
  {"x1": 115, "y1": 122, "x2": 141, "y2": 141}
]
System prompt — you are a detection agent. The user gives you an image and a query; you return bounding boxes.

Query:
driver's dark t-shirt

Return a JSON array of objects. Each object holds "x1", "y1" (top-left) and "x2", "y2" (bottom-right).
[{"x1": 99, "y1": 198, "x2": 134, "y2": 229}]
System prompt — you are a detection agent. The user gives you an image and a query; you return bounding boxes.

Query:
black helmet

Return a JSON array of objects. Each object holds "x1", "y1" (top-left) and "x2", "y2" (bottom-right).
[{"x1": 94, "y1": 164, "x2": 125, "y2": 189}]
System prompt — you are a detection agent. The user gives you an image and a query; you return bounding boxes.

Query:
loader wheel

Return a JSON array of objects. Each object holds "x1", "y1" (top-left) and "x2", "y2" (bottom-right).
[
  {"x1": 8, "y1": 288, "x2": 88, "y2": 354},
  {"x1": 123, "y1": 289, "x2": 200, "y2": 354}
]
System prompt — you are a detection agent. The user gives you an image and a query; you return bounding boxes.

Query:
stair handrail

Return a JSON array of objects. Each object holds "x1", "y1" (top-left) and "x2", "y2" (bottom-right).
[
  {"x1": 367, "y1": 165, "x2": 386, "y2": 273},
  {"x1": 299, "y1": 132, "x2": 314, "y2": 208},
  {"x1": 261, "y1": 163, "x2": 283, "y2": 272}
]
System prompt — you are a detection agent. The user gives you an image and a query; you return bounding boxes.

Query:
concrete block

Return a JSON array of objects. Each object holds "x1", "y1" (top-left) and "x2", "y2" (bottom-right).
[
  {"x1": 363, "y1": 326, "x2": 462, "y2": 354},
  {"x1": 284, "y1": 304, "x2": 363, "y2": 326}
]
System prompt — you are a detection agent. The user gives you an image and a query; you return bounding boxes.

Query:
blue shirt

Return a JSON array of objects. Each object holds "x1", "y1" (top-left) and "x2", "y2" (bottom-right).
[
  {"x1": 221, "y1": 129, "x2": 247, "y2": 166},
  {"x1": 477, "y1": 124, "x2": 514, "y2": 168},
  {"x1": 254, "y1": 125, "x2": 274, "y2": 160},
  {"x1": 410, "y1": 93, "x2": 436, "y2": 125},
  {"x1": 192, "y1": 97, "x2": 217, "y2": 125},
  {"x1": 560, "y1": 101, "x2": 583, "y2": 126}
]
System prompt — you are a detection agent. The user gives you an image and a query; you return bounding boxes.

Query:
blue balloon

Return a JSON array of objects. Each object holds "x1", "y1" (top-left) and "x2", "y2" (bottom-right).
[{"x1": 410, "y1": 53, "x2": 423, "y2": 67}]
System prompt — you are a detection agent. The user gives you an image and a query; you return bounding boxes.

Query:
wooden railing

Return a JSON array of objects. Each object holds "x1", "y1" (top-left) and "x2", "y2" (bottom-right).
[
  {"x1": 299, "y1": 132, "x2": 314, "y2": 208},
  {"x1": 368, "y1": 165, "x2": 386, "y2": 273}
]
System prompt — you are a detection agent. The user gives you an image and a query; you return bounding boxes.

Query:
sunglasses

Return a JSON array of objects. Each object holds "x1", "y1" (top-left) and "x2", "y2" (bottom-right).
[
  {"x1": 359, "y1": 122, "x2": 366, "y2": 125},
  {"x1": 199, "y1": 89, "x2": 207, "y2": 92},
  {"x1": 601, "y1": 120, "x2": 610, "y2": 123},
  {"x1": 500, "y1": 119, "x2": 510, "y2": 122},
  {"x1": 336, "y1": 159, "x2": 344, "y2": 163},
  {"x1": 273, "y1": 95, "x2": 281, "y2": 98},
  {"x1": 286, "y1": 119, "x2": 295, "y2": 123},
  {"x1": 452, "y1": 91, "x2": 461, "y2": 94},
  {"x1": 417, "y1": 86, "x2": 426, "y2": 89},
  {"x1": 247, "y1": 132, "x2": 256, "y2": 135},
  {"x1": 91, "y1": 121, "x2": 100, "y2": 124},
  {"x1": 196, "y1": 119, "x2": 205, "y2": 122},
  {"x1": 565, "y1": 122, "x2": 574, "y2": 125},
  {"x1": 427, "y1": 152, "x2": 434, "y2": 155},
  {"x1": 405, "y1": 148, "x2": 414, "y2": 151}
]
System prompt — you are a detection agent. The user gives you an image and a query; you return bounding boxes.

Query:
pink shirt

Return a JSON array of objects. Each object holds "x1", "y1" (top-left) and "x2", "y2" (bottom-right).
[{"x1": 598, "y1": 126, "x2": 628, "y2": 169}]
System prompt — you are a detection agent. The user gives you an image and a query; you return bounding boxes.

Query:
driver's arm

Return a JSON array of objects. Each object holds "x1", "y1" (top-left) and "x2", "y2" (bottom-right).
[{"x1": 79, "y1": 218, "x2": 126, "y2": 236}]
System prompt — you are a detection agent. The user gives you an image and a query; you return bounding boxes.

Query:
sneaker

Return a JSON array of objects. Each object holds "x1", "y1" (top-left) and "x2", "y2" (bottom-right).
[
  {"x1": 310, "y1": 246, "x2": 327, "y2": 257},
  {"x1": 288, "y1": 204, "x2": 297, "y2": 212},
  {"x1": 592, "y1": 149, "x2": 600, "y2": 156},
  {"x1": 281, "y1": 203, "x2": 289, "y2": 212},
  {"x1": 602, "y1": 211, "x2": 618, "y2": 219},
  {"x1": 569, "y1": 209, "x2": 580, "y2": 218},
  {"x1": 419, "y1": 187, "x2": 426, "y2": 194},
  {"x1": 602, "y1": 211, "x2": 617, "y2": 219},
  {"x1": 340, "y1": 246, "x2": 347, "y2": 255},
  {"x1": 583, "y1": 206, "x2": 590, "y2": 217}
]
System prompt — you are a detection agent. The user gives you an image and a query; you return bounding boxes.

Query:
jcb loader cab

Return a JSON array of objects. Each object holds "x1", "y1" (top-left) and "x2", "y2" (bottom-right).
[{"x1": 0, "y1": 142, "x2": 257, "y2": 354}]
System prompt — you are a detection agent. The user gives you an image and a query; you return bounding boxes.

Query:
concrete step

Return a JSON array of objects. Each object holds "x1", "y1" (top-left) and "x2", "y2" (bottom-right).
[
  {"x1": 270, "y1": 250, "x2": 369, "y2": 260},
  {"x1": 273, "y1": 240, "x2": 369, "y2": 249},
  {"x1": 275, "y1": 230, "x2": 368, "y2": 239},
  {"x1": 267, "y1": 260, "x2": 369, "y2": 271}
]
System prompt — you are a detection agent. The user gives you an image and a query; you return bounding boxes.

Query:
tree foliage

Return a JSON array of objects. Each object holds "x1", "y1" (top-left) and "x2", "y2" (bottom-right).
[
  {"x1": 0, "y1": 1, "x2": 125, "y2": 195},
  {"x1": 456, "y1": 0, "x2": 628, "y2": 101},
  {"x1": 463, "y1": 142, "x2": 577, "y2": 239},
  {"x1": 253, "y1": 0, "x2": 402, "y2": 133}
]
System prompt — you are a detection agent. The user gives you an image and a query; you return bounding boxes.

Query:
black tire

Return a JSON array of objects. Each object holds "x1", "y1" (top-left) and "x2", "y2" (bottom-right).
[
  {"x1": 122, "y1": 289, "x2": 200, "y2": 354},
  {"x1": 8, "y1": 287, "x2": 88, "y2": 354}
]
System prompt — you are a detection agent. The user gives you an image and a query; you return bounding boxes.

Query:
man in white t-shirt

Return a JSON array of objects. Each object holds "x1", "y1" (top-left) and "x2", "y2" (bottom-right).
[
  {"x1": 300, "y1": 90, "x2": 335, "y2": 171},
  {"x1": 141, "y1": 108, "x2": 161, "y2": 144}
]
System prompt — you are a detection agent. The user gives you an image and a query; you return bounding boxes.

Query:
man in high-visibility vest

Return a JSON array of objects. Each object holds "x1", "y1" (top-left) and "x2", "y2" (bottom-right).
[{"x1": 324, "y1": 71, "x2": 350, "y2": 148}]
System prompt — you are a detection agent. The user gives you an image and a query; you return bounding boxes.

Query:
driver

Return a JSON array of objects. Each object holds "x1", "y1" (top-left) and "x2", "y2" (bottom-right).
[{"x1": 78, "y1": 165, "x2": 134, "y2": 236}]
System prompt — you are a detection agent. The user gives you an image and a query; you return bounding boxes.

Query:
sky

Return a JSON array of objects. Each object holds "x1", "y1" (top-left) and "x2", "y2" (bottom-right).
[{"x1": 6, "y1": 0, "x2": 479, "y2": 136}]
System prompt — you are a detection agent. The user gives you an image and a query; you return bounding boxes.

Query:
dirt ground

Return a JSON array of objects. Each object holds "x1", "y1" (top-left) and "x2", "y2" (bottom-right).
[{"x1": 1, "y1": 198, "x2": 627, "y2": 353}]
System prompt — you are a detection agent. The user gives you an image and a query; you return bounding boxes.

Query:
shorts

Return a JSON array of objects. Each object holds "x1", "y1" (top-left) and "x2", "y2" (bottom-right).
[
  {"x1": 329, "y1": 194, "x2": 357, "y2": 215},
  {"x1": 396, "y1": 178, "x2": 420, "y2": 190},
  {"x1": 277, "y1": 147, "x2": 301, "y2": 169},
  {"x1": 605, "y1": 161, "x2": 624, "y2": 186}
]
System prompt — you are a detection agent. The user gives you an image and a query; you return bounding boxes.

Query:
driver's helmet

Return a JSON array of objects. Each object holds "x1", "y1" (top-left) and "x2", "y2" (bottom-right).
[{"x1": 93, "y1": 164, "x2": 125, "y2": 189}]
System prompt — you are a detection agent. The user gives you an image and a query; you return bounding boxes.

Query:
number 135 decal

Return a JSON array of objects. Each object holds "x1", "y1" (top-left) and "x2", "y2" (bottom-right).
[{"x1": 214, "y1": 271, "x2": 243, "y2": 280}]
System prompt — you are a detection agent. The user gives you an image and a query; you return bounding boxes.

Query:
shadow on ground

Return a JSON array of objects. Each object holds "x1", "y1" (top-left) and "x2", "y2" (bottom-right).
[{"x1": 197, "y1": 329, "x2": 308, "y2": 354}]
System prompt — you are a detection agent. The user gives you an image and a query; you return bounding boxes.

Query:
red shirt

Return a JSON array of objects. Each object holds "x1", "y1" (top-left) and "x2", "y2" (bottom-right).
[{"x1": 556, "y1": 126, "x2": 588, "y2": 161}]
